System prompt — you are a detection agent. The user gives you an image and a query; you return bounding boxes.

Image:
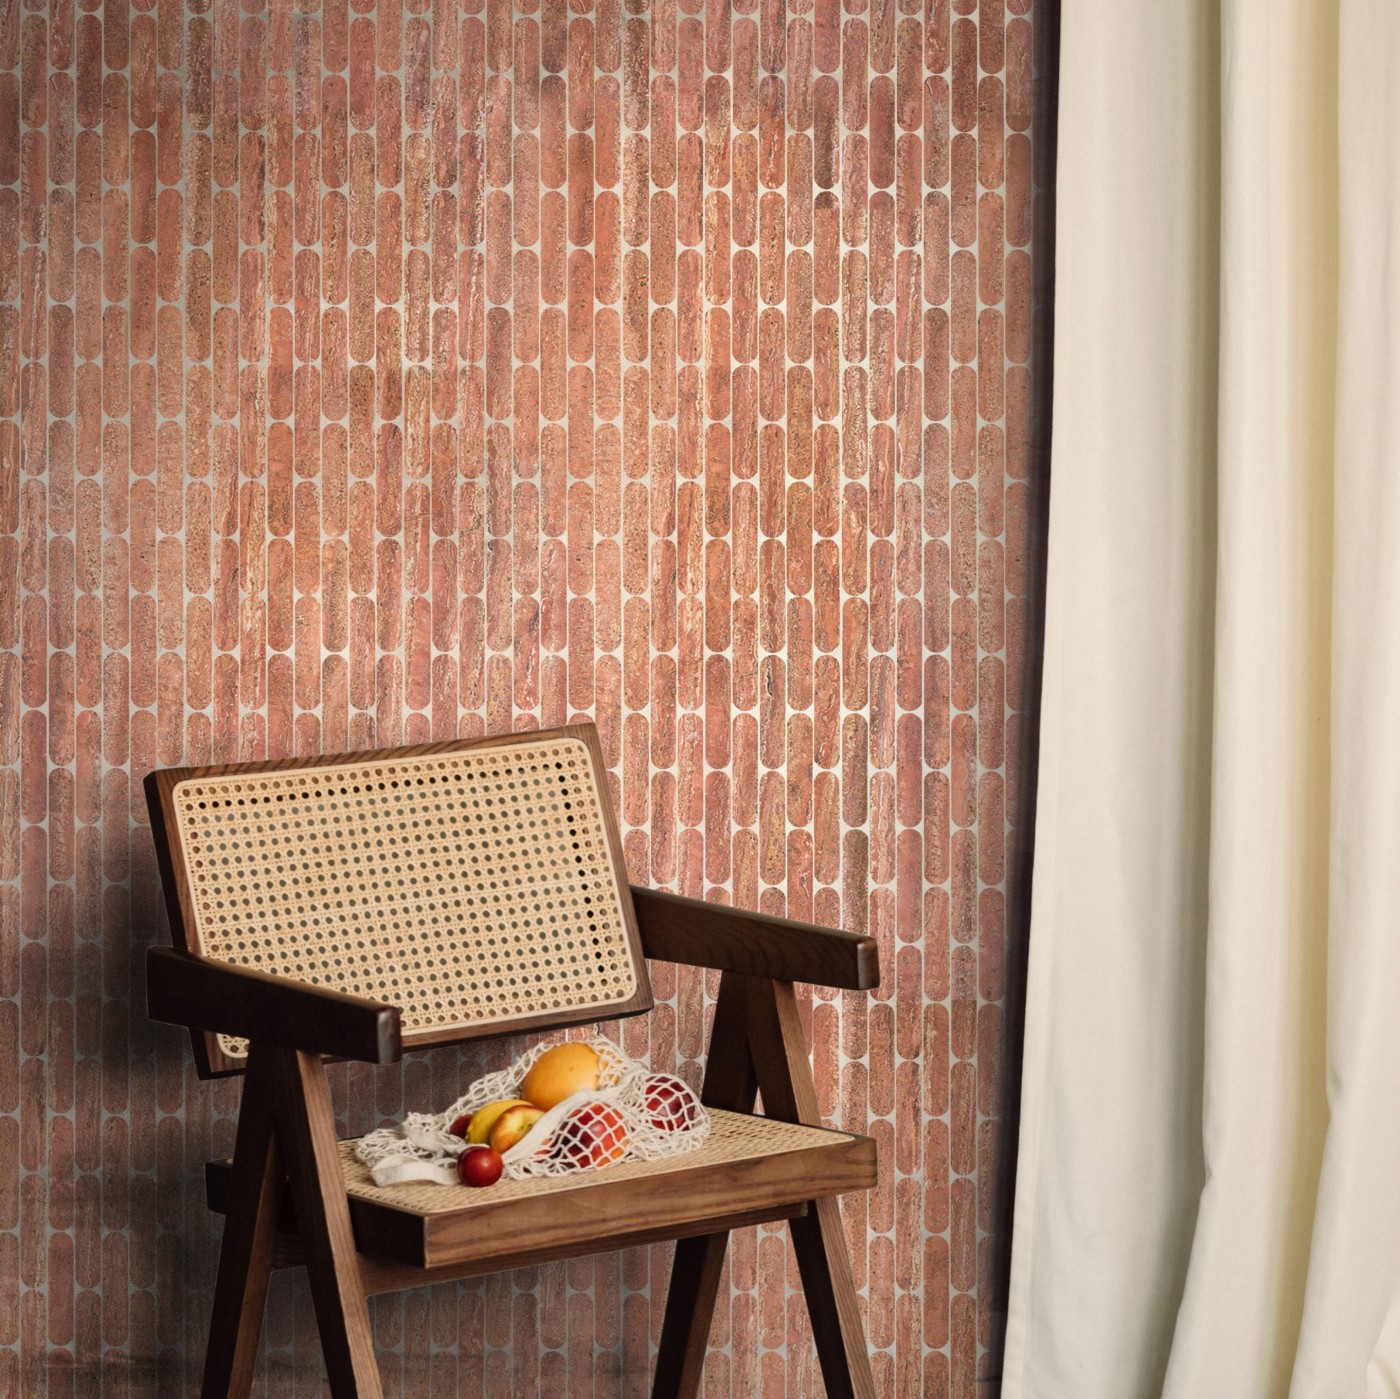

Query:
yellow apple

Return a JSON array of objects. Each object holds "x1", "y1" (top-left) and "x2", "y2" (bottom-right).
[
  {"x1": 465, "y1": 1099, "x2": 533, "y2": 1147},
  {"x1": 490, "y1": 1104, "x2": 545, "y2": 1154}
]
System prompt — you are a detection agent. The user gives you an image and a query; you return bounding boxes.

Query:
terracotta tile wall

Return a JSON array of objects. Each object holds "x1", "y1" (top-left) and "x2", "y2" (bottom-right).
[{"x1": 0, "y1": 0, "x2": 1050, "y2": 1390}]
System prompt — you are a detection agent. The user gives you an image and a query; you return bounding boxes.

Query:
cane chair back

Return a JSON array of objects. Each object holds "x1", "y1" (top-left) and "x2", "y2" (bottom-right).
[{"x1": 146, "y1": 726, "x2": 651, "y2": 1075}]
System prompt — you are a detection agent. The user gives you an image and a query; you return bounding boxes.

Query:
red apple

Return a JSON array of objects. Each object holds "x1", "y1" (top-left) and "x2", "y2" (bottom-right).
[
  {"x1": 644, "y1": 1075, "x2": 698, "y2": 1133},
  {"x1": 458, "y1": 1147, "x2": 504, "y2": 1188},
  {"x1": 571, "y1": 1103, "x2": 629, "y2": 1166},
  {"x1": 449, "y1": 1112, "x2": 473, "y2": 1140}
]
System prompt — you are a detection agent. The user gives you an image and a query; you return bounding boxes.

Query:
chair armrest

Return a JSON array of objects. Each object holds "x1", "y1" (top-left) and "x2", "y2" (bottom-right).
[
  {"x1": 146, "y1": 947, "x2": 404, "y2": 1064},
  {"x1": 630, "y1": 887, "x2": 880, "y2": 991}
]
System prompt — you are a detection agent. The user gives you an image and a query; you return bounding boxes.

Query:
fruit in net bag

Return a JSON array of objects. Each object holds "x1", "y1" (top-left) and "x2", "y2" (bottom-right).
[
  {"x1": 490, "y1": 1104, "x2": 545, "y2": 1153},
  {"x1": 521, "y1": 1042, "x2": 601, "y2": 1109},
  {"x1": 552, "y1": 1102, "x2": 630, "y2": 1168},
  {"x1": 643, "y1": 1074, "x2": 701, "y2": 1133},
  {"x1": 465, "y1": 1099, "x2": 532, "y2": 1146},
  {"x1": 353, "y1": 1038, "x2": 711, "y2": 1187}
]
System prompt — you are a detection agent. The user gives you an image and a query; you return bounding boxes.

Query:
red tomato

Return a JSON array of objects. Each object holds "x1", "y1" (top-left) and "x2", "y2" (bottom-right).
[
  {"x1": 458, "y1": 1147, "x2": 504, "y2": 1188},
  {"x1": 449, "y1": 1113, "x2": 473, "y2": 1139}
]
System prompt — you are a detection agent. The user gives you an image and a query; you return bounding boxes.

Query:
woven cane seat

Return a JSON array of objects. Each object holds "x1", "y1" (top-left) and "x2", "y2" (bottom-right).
[
  {"x1": 205, "y1": 1110, "x2": 877, "y2": 1273},
  {"x1": 152, "y1": 728, "x2": 651, "y2": 1065}
]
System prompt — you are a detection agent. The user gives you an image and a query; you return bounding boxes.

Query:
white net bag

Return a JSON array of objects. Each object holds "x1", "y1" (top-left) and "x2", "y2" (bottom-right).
[{"x1": 355, "y1": 1037, "x2": 711, "y2": 1188}]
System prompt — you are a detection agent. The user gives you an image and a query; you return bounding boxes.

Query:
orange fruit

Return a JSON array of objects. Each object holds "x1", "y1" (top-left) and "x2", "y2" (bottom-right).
[{"x1": 521, "y1": 1043, "x2": 601, "y2": 1110}]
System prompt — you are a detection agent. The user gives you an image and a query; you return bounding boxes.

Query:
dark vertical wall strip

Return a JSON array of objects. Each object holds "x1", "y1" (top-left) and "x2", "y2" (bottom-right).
[{"x1": 984, "y1": 0, "x2": 1057, "y2": 1382}]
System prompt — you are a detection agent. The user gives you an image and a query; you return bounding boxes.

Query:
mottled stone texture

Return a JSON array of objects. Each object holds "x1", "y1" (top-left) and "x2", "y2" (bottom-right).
[{"x1": 0, "y1": 0, "x2": 1049, "y2": 1390}]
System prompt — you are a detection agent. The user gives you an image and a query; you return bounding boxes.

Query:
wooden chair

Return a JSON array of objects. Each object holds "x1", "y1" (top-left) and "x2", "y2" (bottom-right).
[{"x1": 143, "y1": 724, "x2": 880, "y2": 1397}]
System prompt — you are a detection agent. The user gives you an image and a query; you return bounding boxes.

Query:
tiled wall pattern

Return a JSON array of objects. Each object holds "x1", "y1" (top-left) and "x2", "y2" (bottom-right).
[{"x1": 0, "y1": 0, "x2": 1048, "y2": 1390}]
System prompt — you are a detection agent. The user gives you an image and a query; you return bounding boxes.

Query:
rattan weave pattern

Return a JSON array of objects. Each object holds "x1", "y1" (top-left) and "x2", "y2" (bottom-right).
[
  {"x1": 170, "y1": 736, "x2": 638, "y2": 1041},
  {"x1": 337, "y1": 1110, "x2": 854, "y2": 1215}
]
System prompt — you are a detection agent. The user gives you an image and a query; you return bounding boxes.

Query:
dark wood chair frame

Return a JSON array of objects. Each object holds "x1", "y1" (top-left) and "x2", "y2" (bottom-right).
[{"x1": 146, "y1": 778, "x2": 881, "y2": 1399}]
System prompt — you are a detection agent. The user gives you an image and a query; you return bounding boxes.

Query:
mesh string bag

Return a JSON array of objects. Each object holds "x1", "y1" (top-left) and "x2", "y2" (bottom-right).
[{"x1": 355, "y1": 1037, "x2": 711, "y2": 1186}]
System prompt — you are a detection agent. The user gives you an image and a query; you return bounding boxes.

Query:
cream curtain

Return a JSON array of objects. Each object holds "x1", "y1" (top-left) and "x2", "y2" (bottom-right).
[{"x1": 1002, "y1": 1, "x2": 1400, "y2": 1396}]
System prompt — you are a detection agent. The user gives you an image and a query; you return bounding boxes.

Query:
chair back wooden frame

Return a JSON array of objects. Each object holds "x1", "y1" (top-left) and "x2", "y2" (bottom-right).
[{"x1": 144, "y1": 725, "x2": 881, "y2": 1398}]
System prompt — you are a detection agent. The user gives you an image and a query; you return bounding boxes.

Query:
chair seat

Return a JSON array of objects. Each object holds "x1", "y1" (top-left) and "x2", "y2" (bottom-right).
[{"x1": 206, "y1": 1110, "x2": 876, "y2": 1274}]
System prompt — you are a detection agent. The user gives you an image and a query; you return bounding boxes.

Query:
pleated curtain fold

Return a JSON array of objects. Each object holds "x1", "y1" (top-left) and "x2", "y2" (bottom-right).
[{"x1": 1003, "y1": 2, "x2": 1400, "y2": 1395}]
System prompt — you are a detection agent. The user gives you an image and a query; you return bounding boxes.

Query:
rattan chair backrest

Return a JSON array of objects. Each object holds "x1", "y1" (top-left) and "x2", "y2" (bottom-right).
[{"x1": 146, "y1": 726, "x2": 652, "y2": 1075}]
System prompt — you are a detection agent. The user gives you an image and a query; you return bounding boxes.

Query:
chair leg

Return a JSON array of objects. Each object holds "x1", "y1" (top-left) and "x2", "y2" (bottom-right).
[
  {"x1": 790, "y1": 1197, "x2": 877, "y2": 1399},
  {"x1": 269, "y1": 1047, "x2": 383, "y2": 1399},
  {"x1": 652, "y1": 973, "x2": 759, "y2": 1398},
  {"x1": 743, "y1": 976, "x2": 878, "y2": 1399},
  {"x1": 202, "y1": 1045, "x2": 281, "y2": 1399},
  {"x1": 651, "y1": 1231, "x2": 733, "y2": 1399}
]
